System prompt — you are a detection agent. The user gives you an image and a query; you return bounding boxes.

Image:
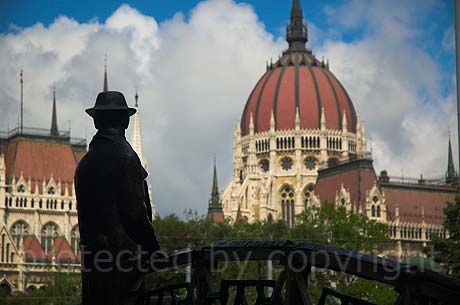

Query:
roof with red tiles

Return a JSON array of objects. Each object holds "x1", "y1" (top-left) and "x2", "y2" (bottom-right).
[
  {"x1": 47, "y1": 236, "x2": 77, "y2": 261},
  {"x1": 22, "y1": 235, "x2": 46, "y2": 261},
  {"x1": 315, "y1": 159, "x2": 377, "y2": 212},
  {"x1": 4, "y1": 136, "x2": 79, "y2": 185},
  {"x1": 382, "y1": 185, "x2": 455, "y2": 225}
]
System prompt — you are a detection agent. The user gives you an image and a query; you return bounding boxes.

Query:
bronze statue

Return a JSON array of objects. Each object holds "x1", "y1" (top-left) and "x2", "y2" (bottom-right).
[{"x1": 75, "y1": 91, "x2": 160, "y2": 305}]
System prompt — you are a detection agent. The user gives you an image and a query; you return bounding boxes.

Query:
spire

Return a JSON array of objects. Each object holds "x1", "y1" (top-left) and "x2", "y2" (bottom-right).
[
  {"x1": 50, "y1": 83, "x2": 59, "y2": 137},
  {"x1": 103, "y1": 54, "x2": 108, "y2": 92},
  {"x1": 211, "y1": 155, "x2": 219, "y2": 197},
  {"x1": 207, "y1": 157, "x2": 224, "y2": 223},
  {"x1": 130, "y1": 90, "x2": 147, "y2": 168},
  {"x1": 446, "y1": 136, "x2": 457, "y2": 183},
  {"x1": 286, "y1": 0, "x2": 308, "y2": 51}
]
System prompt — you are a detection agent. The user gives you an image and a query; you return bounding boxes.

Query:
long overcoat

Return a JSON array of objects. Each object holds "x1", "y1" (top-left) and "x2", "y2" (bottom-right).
[{"x1": 75, "y1": 128, "x2": 160, "y2": 305}]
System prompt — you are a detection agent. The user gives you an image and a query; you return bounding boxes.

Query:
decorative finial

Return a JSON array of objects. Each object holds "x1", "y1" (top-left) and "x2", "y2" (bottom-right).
[{"x1": 135, "y1": 87, "x2": 139, "y2": 108}]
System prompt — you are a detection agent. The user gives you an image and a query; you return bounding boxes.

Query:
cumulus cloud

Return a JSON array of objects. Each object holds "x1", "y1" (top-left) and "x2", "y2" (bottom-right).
[
  {"x1": 0, "y1": 0, "x2": 284, "y2": 216},
  {"x1": 317, "y1": 0, "x2": 455, "y2": 178},
  {"x1": 0, "y1": 0, "x2": 454, "y2": 215}
]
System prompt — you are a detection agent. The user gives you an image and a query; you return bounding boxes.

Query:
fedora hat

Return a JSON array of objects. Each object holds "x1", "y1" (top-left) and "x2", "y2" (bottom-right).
[{"x1": 85, "y1": 91, "x2": 136, "y2": 117}]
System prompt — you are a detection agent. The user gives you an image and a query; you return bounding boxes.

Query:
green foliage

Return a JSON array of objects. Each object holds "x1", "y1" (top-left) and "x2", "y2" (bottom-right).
[
  {"x1": 425, "y1": 196, "x2": 460, "y2": 276},
  {"x1": 0, "y1": 273, "x2": 81, "y2": 305},
  {"x1": 5, "y1": 205, "x2": 394, "y2": 303}
]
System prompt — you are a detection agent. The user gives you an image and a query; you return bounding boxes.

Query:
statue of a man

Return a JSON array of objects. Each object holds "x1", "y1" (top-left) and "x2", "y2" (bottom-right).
[{"x1": 75, "y1": 91, "x2": 160, "y2": 305}]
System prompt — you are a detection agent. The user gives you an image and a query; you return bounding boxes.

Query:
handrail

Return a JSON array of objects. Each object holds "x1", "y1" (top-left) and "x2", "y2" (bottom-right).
[{"x1": 146, "y1": 240, "x2": 460, "y2": 305}]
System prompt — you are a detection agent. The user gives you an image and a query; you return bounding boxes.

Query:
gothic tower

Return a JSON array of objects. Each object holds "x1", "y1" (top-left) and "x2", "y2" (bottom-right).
[{"x1": 207, "y1": 159, "x2": 224, "y2": 223}]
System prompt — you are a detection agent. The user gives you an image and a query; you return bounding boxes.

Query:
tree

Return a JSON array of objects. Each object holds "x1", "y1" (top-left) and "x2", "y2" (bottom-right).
[{"x1": 426, "y1": 196, "x2": 460, "y2": 276}]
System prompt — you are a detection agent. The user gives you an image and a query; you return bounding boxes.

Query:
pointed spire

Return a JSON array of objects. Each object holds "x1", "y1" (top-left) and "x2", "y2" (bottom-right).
[
  {"x1": 130, "y1": 90, "x2": 147, "y2": 168},
  {"x1": 249, "y1": 113, "x2": 255, "y2": 135},
  {"x1": 211, "y1": 155, "x2": 219, "y2": 196},
  {"x1": 50, "y1": 83, "x2": 59, "y2": 137},
  {"x1": 286, "y1": 0, "x2": 308, "y2": 51},
  {"x1": 320, "y1": 107, "x2": 326, "y2": 130},
  {"x1": 446, "y1": 135, "x2": 457, "y2": 183},
  {"x1": 207, "y1": 157, "x2": 224, "y2": 223},
  {"x1": 103, "y1": 54, "x2": 108, "y2": 92},
  {"x1": 342, "y1": 110, "x2": 347, "y2": 131},
  {"x1": 270, "y1": 111, "x2": 275, "y2": 132},
  {"x1": 295, "y1": 106, "x2": 300, "y2": 130}
]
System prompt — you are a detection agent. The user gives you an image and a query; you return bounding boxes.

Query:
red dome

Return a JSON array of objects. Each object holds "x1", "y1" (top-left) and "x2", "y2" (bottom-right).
[{"x1": 241, "y1": 51, "x2": 358, "y2": 136}]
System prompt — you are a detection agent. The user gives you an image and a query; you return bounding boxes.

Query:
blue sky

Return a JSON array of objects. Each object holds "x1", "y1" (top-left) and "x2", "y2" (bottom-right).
[
  {"x1": 2, "y1": 0, "x2": 455, "y2": 96},
  {"x1": 0, "y1": 0, "x2": 457, "y2": 216}
]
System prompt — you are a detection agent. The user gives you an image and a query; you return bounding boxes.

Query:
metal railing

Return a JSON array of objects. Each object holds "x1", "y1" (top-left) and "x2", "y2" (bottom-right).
[{"x1": 144, "y1": 240, "x2": 460, "y2": 305}]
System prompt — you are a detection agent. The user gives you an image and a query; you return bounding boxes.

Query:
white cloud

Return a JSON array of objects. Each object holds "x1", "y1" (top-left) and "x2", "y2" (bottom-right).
[
  {"x1": 0, "y1": 0, "x2": 454, "y2": 216},
  {"x1": 0, "y1": 0, "x2": 284, "y2": 216},
  {"x1": 316, "y1": 0, "x2": 454, "y2": 179}
]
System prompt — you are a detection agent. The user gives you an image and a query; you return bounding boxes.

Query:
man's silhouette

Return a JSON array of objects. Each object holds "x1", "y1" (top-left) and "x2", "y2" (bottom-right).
[{"x1": 75, "y1": 91, "x2": 160, "y2": 305}]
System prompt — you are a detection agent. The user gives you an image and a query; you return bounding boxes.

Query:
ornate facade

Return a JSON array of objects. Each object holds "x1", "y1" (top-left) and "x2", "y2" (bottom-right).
[
  {"x1": 221, "y1": 0, "x2": 457, "y2": 258},
  {"x1": 0, "y1": 86, "x2": 84, "y2": 293},
  {"x1": 0, "y1": 65, "x2": 153, "y2": 294}
]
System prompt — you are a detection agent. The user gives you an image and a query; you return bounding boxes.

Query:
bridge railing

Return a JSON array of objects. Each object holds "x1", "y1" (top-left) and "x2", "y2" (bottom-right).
[{"x1": 145, "y1": 240, "x2": 460, "y2": 305}]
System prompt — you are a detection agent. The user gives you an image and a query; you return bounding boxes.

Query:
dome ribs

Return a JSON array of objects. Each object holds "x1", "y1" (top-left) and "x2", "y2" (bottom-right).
[
  {"x1": 276, "y1": 66, "x2": 296, "y2": 131},
  {"x1": 254, "y1": 70, "x2": 276, "y2": 133},
  {"x1": 298, "y1": 62, "x2": 319, "y2": 129},
  {"x1": 241, "y1": 71, "x2": 270, "y2": 135},
  {"x1": 305, "y1": 63, "x2": 323, "y2": 129},
  {"x1": 326, "y1": 70, "x2": 355, "y2": 133},
  {"x1": 319, "y1": 68, "x2": 342, "y2": 130},
  {"x1": 240, "y1": 52, "x2": 358, "y2": 136},
  {"x1": 257, "y1": 68, "x2": 282, "y2": 132},
  {"x1": 329, "y1": 72, "x2": 358, "y2": 133},
  {"x1": 312, "y1": 66, "x2": 339, "y2": 130},
  {"x1": 273, "y1": 65, "x2": 289, "y2": 131},
  {"x1": 294, "y1": 54, "x2": 300, "y2": 112}
]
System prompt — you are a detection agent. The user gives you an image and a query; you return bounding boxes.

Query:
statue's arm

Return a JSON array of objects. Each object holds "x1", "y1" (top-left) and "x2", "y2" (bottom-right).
[{"x1": 119, "y1": 156, "x2": 160, "y2": 254}]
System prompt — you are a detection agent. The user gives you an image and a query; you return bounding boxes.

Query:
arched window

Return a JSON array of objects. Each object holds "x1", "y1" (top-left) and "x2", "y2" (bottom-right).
[
  {"x1": 39, "y1": 199, "x2": 43, "y2": 209},
  {"x1": 10, "y1": 221, "x2": 29, "y2": 248},
  {"x1": 280, "y1": 185, "x2": 295, "y2": 227},
  {"x1": 61, "y1": 201, "x2": 64, "y2": 210},
  {"x1": 267, "y1": 213, "x2": 273, "y2": 222},
  {"x1": 71, "y1": 226, "x2": 79, "y2": 253},
  {"x1": 69, "y1": 201, "x2": 72, "y2": 210},
  {"x1": 41, "y1": 222, "x2": 60, "y2": 253},
  {"x1": 371, "y1": 205, "x2": 376, "y2": 217},
  {"x1": 376, "y1": 205, "x2": 381, "y2": 217},
  {"x1": 303, "y1": 183, "x2": 315, "y2": 209}
]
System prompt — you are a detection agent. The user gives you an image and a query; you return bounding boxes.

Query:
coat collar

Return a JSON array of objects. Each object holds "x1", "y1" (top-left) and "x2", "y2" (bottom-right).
[{"x1": 89, "y1": 128, "x2": 126, "y2": 149}]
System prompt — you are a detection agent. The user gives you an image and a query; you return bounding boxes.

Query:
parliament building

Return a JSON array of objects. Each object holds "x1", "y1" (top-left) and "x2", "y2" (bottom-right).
[{"x1": 216, "y1": 0, "x2": 457, "y2": 258}]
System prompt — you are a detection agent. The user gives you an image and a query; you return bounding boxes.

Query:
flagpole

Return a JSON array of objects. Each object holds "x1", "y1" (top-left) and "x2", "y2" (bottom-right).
[{"x1": 455, "y1": 0, "x2": 460, "y2": 189}]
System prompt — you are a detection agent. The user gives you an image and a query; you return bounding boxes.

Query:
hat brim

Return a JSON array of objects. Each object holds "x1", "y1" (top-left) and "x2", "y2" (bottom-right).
[{"x1": 85, "y1": 107, "x2": 137, "y2": 118}]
